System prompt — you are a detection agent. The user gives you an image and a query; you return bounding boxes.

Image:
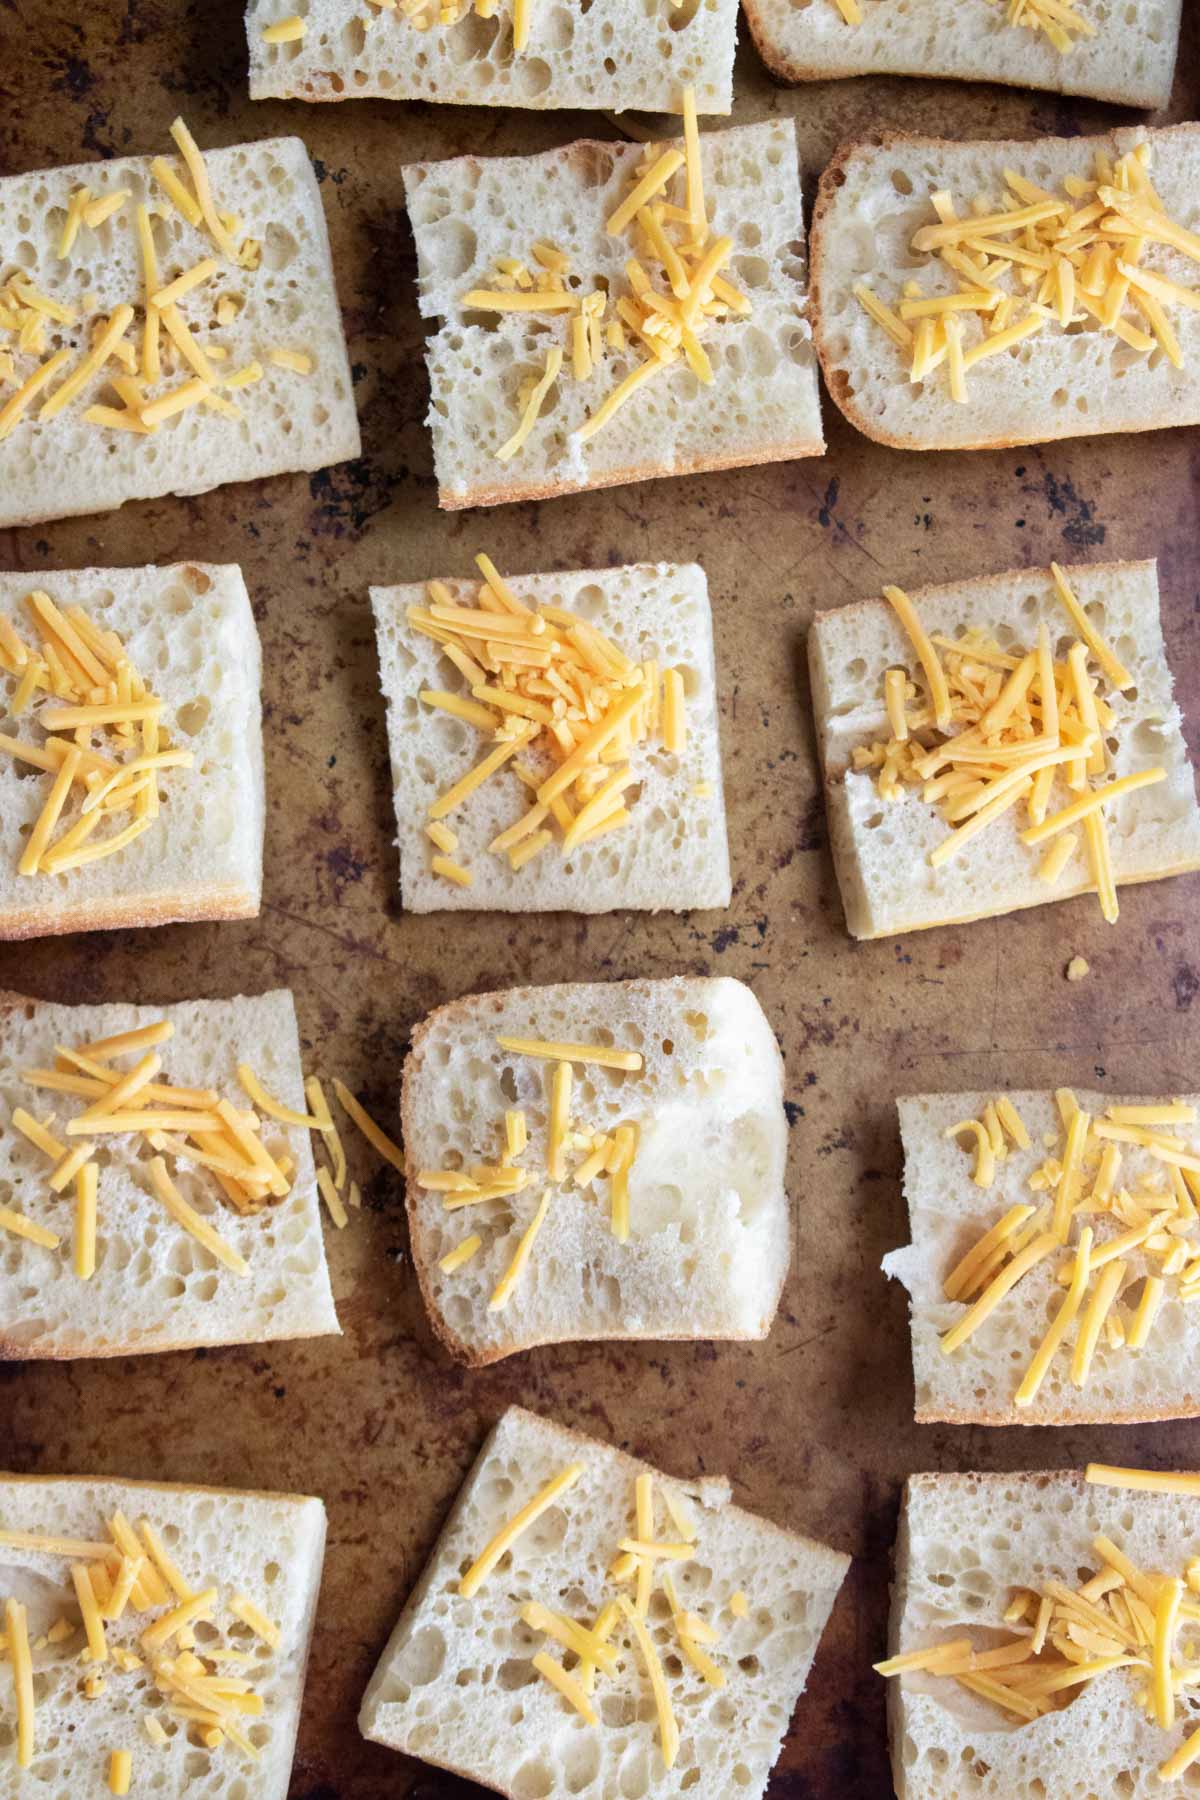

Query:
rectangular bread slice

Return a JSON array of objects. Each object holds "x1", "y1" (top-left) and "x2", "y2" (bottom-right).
[
  {"x1": 0, "y1": 989, "x2": 339, "y2": 1360},
  {"x1": 372, "y1": 562, "x2": 730, "y2": 914},
  {"x1": 0, "y1": 135, "x2": 359, "y2": 529},
  {"x1": 247, "y1": 0, "x2": 739, "y2": 113},
  {"x1": 0, "y1": 563, "x2": 263, "y2": 940},
  {"x1": 403, "y1": 119, "x2": 824, "y2": 509},
  {"x1": 0, "y1": 1470, "x2": 326, "y2": 1797},
  {"x1": 886, "y1": 1088, "x2": 1200, "y2": 1426},
  {"x1": 807, "y1": 560, "x2": 1200, "y2": 938},
  {"x1": 810, "y1": 123, "x2": 1200, "y2": 453},
  {"x1": 402, "y1": 977, "x2": 790, "y2": 1365},
  {"x1": 360, "y1": 1405, "x2": 849, "y2": 1798},
  {"x1": 742, "y1": 0, "x2": 1182, "y2": 108},
  {"x1": 890, "y1": 1470, "x2": 1200, "y2": 1799}
]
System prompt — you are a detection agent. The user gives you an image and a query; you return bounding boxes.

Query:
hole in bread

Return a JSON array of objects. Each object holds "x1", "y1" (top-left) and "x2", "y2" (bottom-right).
[
  {"x1": 176, "y1": 697, "x2": 211, "y2": 736},
  {"x1": 890, "y1": 169, "x2": 914, "y2": 195}
]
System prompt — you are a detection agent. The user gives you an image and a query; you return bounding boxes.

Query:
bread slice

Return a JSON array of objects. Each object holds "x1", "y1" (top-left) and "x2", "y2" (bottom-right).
[
  {"x1": 360, "y1": 1404, "x2": 849, "y2": 1798},
  {"x1": 807, "y1": 559, "x2": 1200, "y2": 938},
  {"x1": 885, "y1": 1088, "x2": 1200, "y2": 1426},
  {"x1": 742, "y1": 0, "x2": 1182, "y2": 108},
  {"x1": 403, "y1": 119, "x2": 824, "y2": 509},
  {"x1": 0, "y1": 1469, "x2": 326, "y2": 1796},
  {"x1": 890, "y1": 1470, "x2": 1200, "y2": 1799},
  {"x1": 402, "y1": 977, "x2": 789, "y2": 1365},
  {"x1": 247, "y1": 0, "x2": 739, "y2": 113},
  {"x1": 0, "y1": 563, "x2": 263, "y2": 940},
  {"x1": 0, "y1": 136, "x2": 359, "y2": 529},
  {"x1": 0, "y1": 989, "x2": 339, "y2": 1359},
  {"x1": 810, "y1": 124, "x2": 1200, "y2": 453},
  {"x1": 372, "y1": 563, "x2": 731, "y2": 914}
]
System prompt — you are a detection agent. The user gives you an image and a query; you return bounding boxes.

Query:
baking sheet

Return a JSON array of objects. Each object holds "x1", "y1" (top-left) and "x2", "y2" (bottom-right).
[{"x1": 1, "y1": 4, "x2": 1199, "y2": 1793}]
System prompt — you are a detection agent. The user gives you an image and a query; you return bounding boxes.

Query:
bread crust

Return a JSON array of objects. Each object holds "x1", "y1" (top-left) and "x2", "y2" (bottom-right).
[
  {"x1": 0, "y1": 1469, "x2": 323, "y2": 1506},
  {"x1": 402, "y1": 979, "x2": 789, "y2": 1366},
  {"x1": 739, "y1": 2, "x2": 1172, "y2": 105},
  {"x1": 0, "y1": 884, "x2": 260, "y2": 942},
  {"x1": 436, "y1": 432, "x2": 826, "y2": 510},
  {"x1": 809, "y1": 125, "x2": 1200, "y2": 451}
]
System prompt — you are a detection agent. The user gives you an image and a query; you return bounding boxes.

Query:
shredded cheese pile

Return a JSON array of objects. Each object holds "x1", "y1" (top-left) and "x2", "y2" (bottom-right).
[
  {"x1": 879, "y1": 1465, "x2": 1200, "y2": 1782},
  {"x1": 410, "y1": 553, "x2": 688, "y2": 888},
  {"x1": 854, "y1": 139, "x2": 1199, "y2": 406},
  {"x1": 940, "y1": 1089, "x2": 1200, "y2": 1405},
  {"x1": 833, "y1": 0, "x2": 1093, "y2": 49},
  {"x1": 422, "y1": 1033, "x2": 643, "y2": 1304},
  {"x1": 459, "y1": 86, "x2": 752, "y2": 463},
  {"x1": 458, "y1": 1460, "x2": 743, "y2": 1771},
  {"x1": 0, "y1": 593, "x2": 190, "y2": 879},
  {"x1": 0, "y1": 117, "x2": 314, "y2": 445},
  {"x1": 851, "y1": 564, "x2": 1163, "y2": 923},
  {"x1": 0, "y1": 1508, "x2": 283, "y2": 1778},
  {"x1": 0, "y1": 1017, "x2": 409, "y2": 1276}
]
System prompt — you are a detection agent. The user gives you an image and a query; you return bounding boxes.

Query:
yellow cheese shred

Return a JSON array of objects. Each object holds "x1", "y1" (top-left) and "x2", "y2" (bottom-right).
[
  {"x1": 489, "y1": 1187, "x2": 552, "y2": 1311},
  {"x1": 618, "y1": 1596, "x2": 680, "y2": 1769},
  {"x1": 459, "y1": 1462, "x2": 584, "y2": 1598}
]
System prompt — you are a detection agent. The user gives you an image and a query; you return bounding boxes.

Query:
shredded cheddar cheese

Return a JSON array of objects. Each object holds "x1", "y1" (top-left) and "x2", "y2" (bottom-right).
[
  {"x1": 458, "y1": 86, "x2": 751, "y2": 460},
  {"x1": 848, "y1": 567, "x2": 1162, "y2": 922},
  {"x1": 459, "y1": 1463, "x2": 584, "y2": 1598}
]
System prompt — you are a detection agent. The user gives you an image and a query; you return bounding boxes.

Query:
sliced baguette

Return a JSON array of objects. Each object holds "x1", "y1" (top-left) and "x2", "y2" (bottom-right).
[
  {"x1": 403, "y1": 119, "x2": 824, "y2": 509},
  {"x1": 807, "y1": 559, "x2": 1200, "y2": 938},
  {"x1": 360, "y1": 1404, "x2": 849, "y2": 1798},
  {"x1": 247, "y1": 0, "x2": 739, "y2": 113},
  {"x1": 810, "y1": 123, "x2": 1200, "y2": 452},
  {"x1": 0, "y1": 989, "x2": 339, "y2": 1360},
  {"x1": 0, "y1": 1470, "x2": 326, "y2": 1797},
  {"x1": 0, "y1": 136, "x2": 359, "y2": 529},
  {"x1": 402, "y1": 977, "x2": 790, "y2": 1365},
  {"x1": 372, "y1": 563, "x2": 731, "y2": 914},
  {"x1": 743, "y1": 0, "x2": 1182, "y2": 108},
  {"x1": 0, "y1": 563, "x2": 263, "y2": 940},
  {"x1": 886, "y1": 1088, "x2": 1200, "y2": 1426},
  {"x1": 891, "y1": 1470, "x2": 1200, "y2": 1799}
]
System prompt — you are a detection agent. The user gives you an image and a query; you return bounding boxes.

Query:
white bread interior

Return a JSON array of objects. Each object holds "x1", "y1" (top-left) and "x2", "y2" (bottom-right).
[
  {"x1": 886, "y1": 1088, "x2": 1200, "y2": 1425},
  {"x1": 0, "y1": 1470, "x2": 326, "y2": 1799},
  {"x1": 807, "y1": 560, "x2": 1200, "y2": 938},
  {"x1": 403, "y1": 119, "x2": 824, "y2": 509},
  {"x1": 371, "y1": 563, "x2": 731, "y2": 915},
  {"x1": 0, "y1": 137, "x2": 360, "y2": 529},
  {"x1": 402, "y1": 977, "x2": 790, "y2": 1364},
  {"x1": 742, "y1": 0, "x2": 1181, "y2": 108},
  {"x1": 811, "y1": 124, "x2": 1200, "y2": 453},
  {"x1": 0, "y1": 563, "x2": 264, "y2": 940},
  {"x1": 0, "y1": 989, "x2": 339, "y2": 1360},
  {"x1": 247, "y1": 0, "x2": 739, "y2": 113},
  {"x1": 360, "y1": 1404, "x2": 849, "y2": 1799},
  {"x1": 891, "y1": 1470, "x2": 1200, "y2": 1799}
]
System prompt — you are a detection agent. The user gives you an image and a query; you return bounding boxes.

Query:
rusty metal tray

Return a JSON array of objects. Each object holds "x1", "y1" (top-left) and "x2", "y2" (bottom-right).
[{"x1": 2, "y1": 5, "x2": 1199, "y2": 1793}]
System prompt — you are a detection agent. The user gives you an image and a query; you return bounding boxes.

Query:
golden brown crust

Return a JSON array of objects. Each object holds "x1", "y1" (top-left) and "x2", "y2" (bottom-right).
[
  {"x1": 809, "y1": 126, "x2": 1200, "y2": 451},
  {"x1": 0, "y1": 885, "x2": 260, "y2": 942},
  {"x1": 436, "y1": 433, "x2": 826, "y2": 511}
]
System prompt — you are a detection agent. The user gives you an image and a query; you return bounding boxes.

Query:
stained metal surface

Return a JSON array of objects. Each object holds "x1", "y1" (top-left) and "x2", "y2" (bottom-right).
[{"x1": 1, "y1": 3, "x2": 1199, "y2": 1794}]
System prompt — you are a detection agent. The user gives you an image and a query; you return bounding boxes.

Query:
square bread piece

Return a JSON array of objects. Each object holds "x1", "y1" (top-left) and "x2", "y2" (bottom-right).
[
  {"x1": 0, "y1": 989, "x2": 339, "y2": 1360},
  {"x1": 247, "y1": 0, "x2": 739, "y2": 113},
  {"x1": 403, "y1": 118, "x2": 824, "y2": 509},
  {"x1": 808, "y1": 560, "x2": 1200, "y2": 939},
  {"x1": 890, "y1": 1470, "x2": 1200, "y2": 1800},
  {"x1": 885, "y1": 1090, "x2": 1200, "y2": 1426},
  {"x1": 0, "y1": 564, "x2": 263, "y2": 940},
  {"x1": 402, "y1": 976, "x2": 790, "y2": 1365},
  {"x1": 0, "y1": 135, "x2": 359, "y2": 529},
  {"x1": 741, "y1": 0, "x2": 1181, "y2": 109},
  {"x1": 811, "y1": 124, "x2": 1200, "y2": 454},
  {"x1": 360, "y1": 1405, "x2": 849, "y2": 1799},
  {"x1": 0, "y1": 1470, "x2": 326, "y2": 1798},
  {"x1": 372, "y1": 563, "x2": 730, "y2": 914}
]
